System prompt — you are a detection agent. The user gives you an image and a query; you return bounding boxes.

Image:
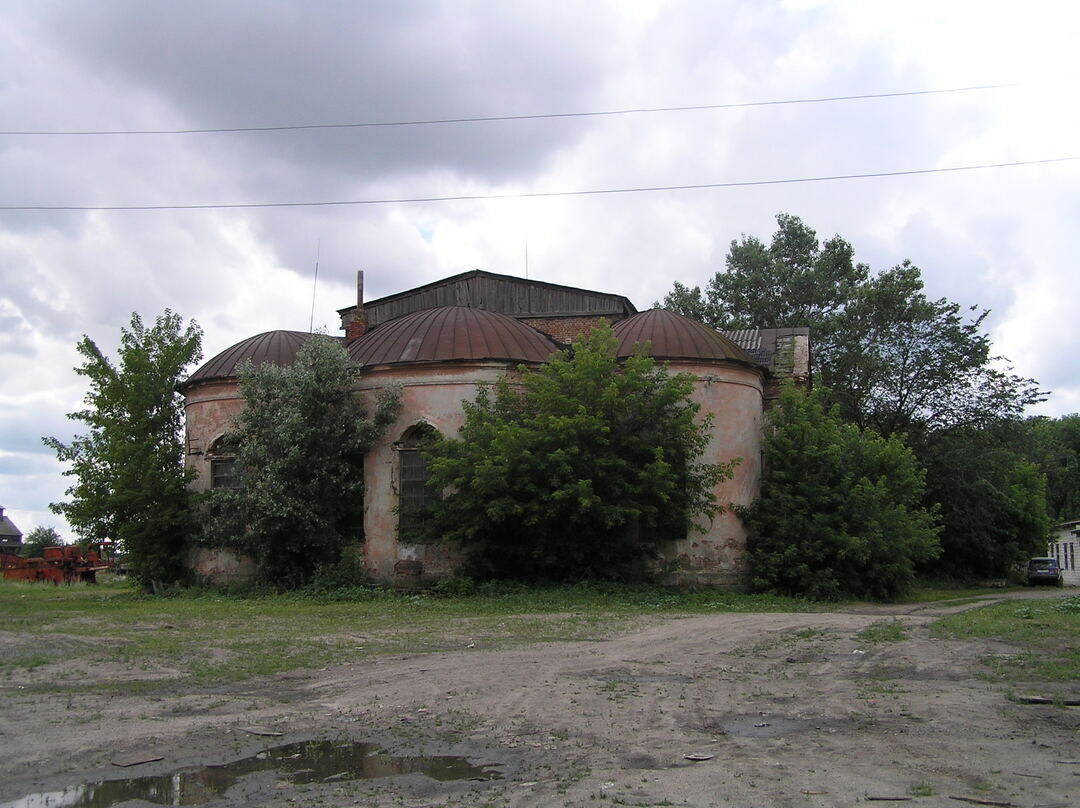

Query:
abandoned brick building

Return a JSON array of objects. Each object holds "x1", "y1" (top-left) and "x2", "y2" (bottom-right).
[{"x1": 181, "y1": 270, "x2": 810, "y2": 587}]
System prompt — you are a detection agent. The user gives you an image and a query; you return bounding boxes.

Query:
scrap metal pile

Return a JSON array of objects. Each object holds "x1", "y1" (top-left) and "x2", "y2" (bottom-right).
[{"x1": 1, "y1": 545, "x2": 111, "y2": 584}]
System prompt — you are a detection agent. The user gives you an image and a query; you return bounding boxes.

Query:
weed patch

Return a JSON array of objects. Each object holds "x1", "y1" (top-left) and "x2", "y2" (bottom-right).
[
  {"x1": 931, "y1": 598, "x2": 1080, "y2": 682},
  {"x1": 856, "y1": 619, "x2": 908, "y2": 644}
]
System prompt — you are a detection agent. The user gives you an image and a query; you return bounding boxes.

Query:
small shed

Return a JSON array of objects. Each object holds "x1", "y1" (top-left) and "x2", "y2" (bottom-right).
[
  {"x1": 1050, "y1": 521, "x2": 1080, "y2": 587},
  {"x1": 0, "y1": 506, "x2": 23, "y2": 555}
]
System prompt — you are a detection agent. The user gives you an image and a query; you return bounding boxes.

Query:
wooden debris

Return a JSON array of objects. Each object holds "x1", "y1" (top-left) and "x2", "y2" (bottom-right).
[
  {"x1": 865, "y1": 798, "x2": 912, "y2": 802},
  {"x1": 1018, "y1": 696, "x2": 1080, "y2": 706},
  {"x1": 111, "y1": 753, "x2": 164, "y2": 767},
  {"x1": 683, "y1": 753, "x2": 714, "y2": 761},
  {"x1": 948, "y1": 797, "x2": 1014, "y2": 806},
  {"x1": 241, "y1": 726, "x2": 284, "y2": 737}
]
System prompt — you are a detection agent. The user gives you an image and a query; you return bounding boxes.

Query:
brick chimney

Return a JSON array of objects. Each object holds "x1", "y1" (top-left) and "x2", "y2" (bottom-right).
[{"x1": 341, "y1": 270, "x2": 367, "y2": 340}]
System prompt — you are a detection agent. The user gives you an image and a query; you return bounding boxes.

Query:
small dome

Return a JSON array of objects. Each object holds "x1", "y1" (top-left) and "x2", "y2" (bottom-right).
[
  {"x1": 185, "y1": 330, "x2": 327, "y2": 385},
  {"x1": 612, "y1": 309, "x2": 755, "y2": 363},
  {"x1": 348, "y1": 306, "x2": 558, "y2": 367}
]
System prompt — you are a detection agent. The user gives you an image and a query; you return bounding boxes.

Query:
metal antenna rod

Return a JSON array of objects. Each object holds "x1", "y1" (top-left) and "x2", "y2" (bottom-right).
[{"x1": 309, "y1": 239, "x2": 321, "y2": 332}]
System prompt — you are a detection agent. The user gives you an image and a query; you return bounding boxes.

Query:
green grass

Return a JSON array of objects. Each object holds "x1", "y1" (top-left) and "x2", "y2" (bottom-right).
[
  {"x1": 856, "y1": 619, "x2": 908, "y2": 644},
  {"x1": 898, "y1": 579, "x2": 1024, "y2": 604},
  {"x1": 930, "y1": 595, "x2": 1080, "y2": 682},
  {"x1": 0, "y1": 578, "x2": 818, "y2": 686},
  {"x1": 4, "y1": 578, "x2": 1055, "y2": 690}
]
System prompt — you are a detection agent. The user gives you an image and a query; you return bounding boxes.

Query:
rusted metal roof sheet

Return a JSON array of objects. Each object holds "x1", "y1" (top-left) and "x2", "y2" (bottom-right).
[
  {"x1": 185, "y1": 330, "x2": 327, "y2": 385},
  {"x1": 613, "y1": 309, "x2": 755, "y2": 364},
  {"x1": 348, "y1": 306, "x2": 558, "y2": 367}
]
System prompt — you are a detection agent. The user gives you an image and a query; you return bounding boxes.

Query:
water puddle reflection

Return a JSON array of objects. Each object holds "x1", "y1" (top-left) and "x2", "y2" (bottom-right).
[{"x1": 2, "y1": 740, "x2": 502, "y2": 808}]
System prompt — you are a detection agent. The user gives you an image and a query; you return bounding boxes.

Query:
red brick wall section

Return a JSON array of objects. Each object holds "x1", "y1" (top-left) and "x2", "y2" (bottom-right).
[{"x1": 519, "y1": 315, "x2": 625, "y2": 344}]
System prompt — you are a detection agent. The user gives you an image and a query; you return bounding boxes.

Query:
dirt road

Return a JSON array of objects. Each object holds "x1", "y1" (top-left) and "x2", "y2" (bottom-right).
[{"x1": 2, "y1": 591, "x2": 1077, "y2": 807}]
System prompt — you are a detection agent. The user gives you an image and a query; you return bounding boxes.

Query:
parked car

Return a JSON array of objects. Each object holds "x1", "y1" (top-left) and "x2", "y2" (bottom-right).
[{"x1": 1026, "y1": 557, "x2": 1064, "y2": 587}]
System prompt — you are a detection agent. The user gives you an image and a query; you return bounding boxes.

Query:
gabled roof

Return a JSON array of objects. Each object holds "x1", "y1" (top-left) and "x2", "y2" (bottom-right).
[
  {"x1": 0, "y1": 508, "x2": 22, "y2": 540},
  {"x1": 341, "y1": 269, "x2": 637, "y2": 329}
]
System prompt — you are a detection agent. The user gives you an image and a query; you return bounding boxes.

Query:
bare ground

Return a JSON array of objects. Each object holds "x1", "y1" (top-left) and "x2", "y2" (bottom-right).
[{"x1": 2, "y1": 590, "x2": 1078, "y2": 808}]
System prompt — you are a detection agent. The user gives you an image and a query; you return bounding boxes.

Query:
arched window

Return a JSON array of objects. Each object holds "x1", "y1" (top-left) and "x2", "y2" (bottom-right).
[
  {"x1": 398, "y1": 423, "x2": 438, "y2": 539},
  {"x1": 208, "y1": 436, "x2": 239, "y2": 489}
]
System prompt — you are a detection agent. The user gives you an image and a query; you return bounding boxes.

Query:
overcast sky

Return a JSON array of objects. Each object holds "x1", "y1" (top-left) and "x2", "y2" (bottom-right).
[{"x1": 2, "y1": 0, "x2": 1078, "y2": 539}]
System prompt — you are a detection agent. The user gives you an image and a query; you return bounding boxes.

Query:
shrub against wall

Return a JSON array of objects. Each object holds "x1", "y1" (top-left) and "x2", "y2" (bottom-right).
[
  {"x1": 744, "y1": 383, "x2": 940, "y2": 600},
  {"x1": 420, "y1": 324, "x2": 736, "y2": 582},
  {"x1": 201, "y1": 335, "x2": 400, "y2": 587}
]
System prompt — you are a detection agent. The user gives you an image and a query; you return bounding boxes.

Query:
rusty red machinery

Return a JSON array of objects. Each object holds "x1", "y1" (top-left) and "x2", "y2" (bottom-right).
[{"x1": 1, "y1": 544, "x2": 112, "y2": 584}]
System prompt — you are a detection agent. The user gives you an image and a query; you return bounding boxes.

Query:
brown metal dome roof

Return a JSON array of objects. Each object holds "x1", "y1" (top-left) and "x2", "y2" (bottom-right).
[
  {"x1": 612, "y1": 308, "x2": 755, "y2": 364},
  {"x1": 185, "y1": 330, "x2": 327, "y2": 385},
  {"x1": 348, "y1": 306, "x2": 558, "y2": 367}
]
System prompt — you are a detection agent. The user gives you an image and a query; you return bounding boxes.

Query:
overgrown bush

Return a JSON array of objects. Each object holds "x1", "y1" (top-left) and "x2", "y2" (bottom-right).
[
  {"x1": 420, "y1": 324, "x2": 736, "y2": 582},
  {"x1": 744, "y1": 383, "x2": 940, "y2": 600},
  {"x1": 201, "y1": 335, "x2": 400, "y2": 587}
]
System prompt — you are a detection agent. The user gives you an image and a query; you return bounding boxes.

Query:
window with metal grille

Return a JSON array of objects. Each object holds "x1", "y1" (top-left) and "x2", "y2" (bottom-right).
[
  {"x1": 208, "y1": 437, "x2": 239, "y2": 489},
  {"x1": 398, "y1": 424, "x2": 437, "y2": 538},
  {"x1": 211, "y1": 457, "x2": 239, "y2": 489}
]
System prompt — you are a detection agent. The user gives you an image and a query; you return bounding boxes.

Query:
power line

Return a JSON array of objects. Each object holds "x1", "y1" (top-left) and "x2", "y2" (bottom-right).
[
  {"x1": 0, "y1": 84, "x2": 1014, "y2": 137},
  {"x1": 2, "y1": 156, "x2": 1073, "y2": 212}
]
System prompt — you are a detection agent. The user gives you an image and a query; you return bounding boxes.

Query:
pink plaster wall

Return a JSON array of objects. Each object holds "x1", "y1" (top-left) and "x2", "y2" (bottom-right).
[
  {"x1": 657, "y1": 361, "x2": 764, "y2": 588},
  {"x1": 355, "y1": 361, "x2": 522, "y2": 582},
  {"x1": 183, "y1": 357, "x2": 763, "y2": 590},
  {"x1": 183, "y1": 379, "x2": 245, "y2": 493}
]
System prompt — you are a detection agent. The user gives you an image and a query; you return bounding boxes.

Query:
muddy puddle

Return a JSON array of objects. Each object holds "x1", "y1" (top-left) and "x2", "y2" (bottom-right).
[
  {"x1": 715, "y1": 714, "x2": 809, "y2": 737},
  {"x1": 1, "y1": 740, "x2": 502, "y2": 808}
]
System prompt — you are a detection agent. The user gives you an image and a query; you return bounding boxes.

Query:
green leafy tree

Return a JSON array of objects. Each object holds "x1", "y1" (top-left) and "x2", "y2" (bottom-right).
[
  {"x1": 920, "y1": 423, "x2": 1052, "y2": 579},
  {"x1": 662, "y1": 214, "x2": 1045, "y2": 582},
  {"x1": 662, "y1": 213, "x2": 1042, "y2": 439},
  {"x1": 1026, "y1": 414, "x2": 1080, "y2": 521},
  {"x1": 201, "y1": 335, "x2": 400, "y2": 587},
  {"x1": 21, "y1": 526, "x2": 63, "y2": 558},
  {"x1": 744, "y1": 384, "x2": 940, "y2": 600},
  {"x1": 45, "y1": 311, "x2": 202, "y2": 588},
  {"x1": 827, "y1": 262, "x2": 1042, "y2": 439},
  {"x1": 421, "y1": 324, "x2": 736, "y2": 582}
]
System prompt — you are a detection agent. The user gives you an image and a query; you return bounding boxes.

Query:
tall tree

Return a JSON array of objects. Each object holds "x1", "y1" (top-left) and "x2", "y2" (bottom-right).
[
  {"x1": 827, "y1": 262, "x2": 1043, "y2": 440},
  {"x1": 662, "y1": 213, "x2": 1043, "y2": 441},
  {"x1": 921, "y1": 424, "x2": 1052, "y2": 579},
  {"x1": 45, "y1": 311, "x2": 203, "y2": 588},
  {"x1": 661, "y1": 212, "x2": 868, "y2": 334},
  {"x1": 21, "y1": 526, "x2": 63, "y2": 558},
  {"x1": 662, "y1": 213, "x2": 1047, "y2": 581},
  {"x1": 200, "y1": 335, "x2": 400, "y2": 587},
  {"x1": 1025, "y1": 414, "x2": 1080, "y2": 522},
  {"x1": 421, "y1": 324, "x2": 735, "y2": 582}
]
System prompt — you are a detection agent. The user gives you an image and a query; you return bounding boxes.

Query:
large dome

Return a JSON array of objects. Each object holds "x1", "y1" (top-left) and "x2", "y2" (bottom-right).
[
  {"x1": 185, "y1": 330, "x2": 325, "y2": 385},
  {"x1": 612, "y1": 308, "x2": 755, "y2": 364},
  {"x1": 348, "y1": 306, "x2": 558, "y2": 367}
]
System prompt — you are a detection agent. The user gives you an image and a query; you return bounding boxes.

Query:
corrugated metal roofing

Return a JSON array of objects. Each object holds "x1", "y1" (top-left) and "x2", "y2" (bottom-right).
[
  {"x1": 348, "y1": 306, "x2": 558, "y2": 367},
  {"x1": 719, "y1": 328, "x2": 761, "y2": 351},
  {"x1": 185, "y1": 331, "x2": 326, "y2": 385},
  {"x1": 612, "y1": 309, "x2": 755, "y2": 364}
]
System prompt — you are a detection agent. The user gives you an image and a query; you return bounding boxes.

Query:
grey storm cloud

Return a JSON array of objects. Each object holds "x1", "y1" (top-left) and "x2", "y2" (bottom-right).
[{"x1": 36, "y1": 0, "x2": 612, "y2": 195}]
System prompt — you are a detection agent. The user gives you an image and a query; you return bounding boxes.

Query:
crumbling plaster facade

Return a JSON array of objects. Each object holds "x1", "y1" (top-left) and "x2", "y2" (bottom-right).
[{"x1": 182, "y1": 270, "x2": 805, "y2": 589}]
